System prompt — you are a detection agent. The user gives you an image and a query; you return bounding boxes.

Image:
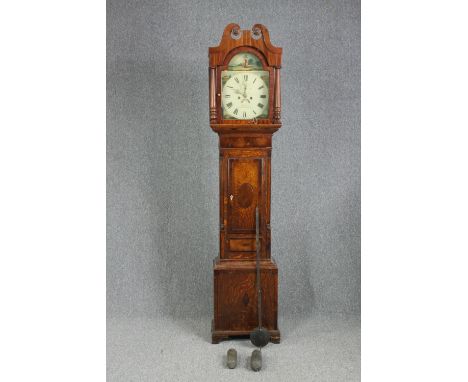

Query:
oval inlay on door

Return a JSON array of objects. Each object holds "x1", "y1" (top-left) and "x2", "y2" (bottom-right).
[{"x1": 237, "y1": 183, "x2": 254, "y2": 208}]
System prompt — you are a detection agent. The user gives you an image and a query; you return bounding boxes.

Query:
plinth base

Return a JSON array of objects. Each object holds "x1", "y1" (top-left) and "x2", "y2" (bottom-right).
[
  {"x1": 212, "y1": 258, "x2": 279, "y2": 344},
  {"x1": 211, "y1": 320, "x2": 280, "y2": 344}
]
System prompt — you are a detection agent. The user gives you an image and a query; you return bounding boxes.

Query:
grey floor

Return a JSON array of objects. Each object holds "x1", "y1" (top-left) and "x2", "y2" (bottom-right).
[{"x1": 107, "y1": 313, "x2": 360, "y2": 381}]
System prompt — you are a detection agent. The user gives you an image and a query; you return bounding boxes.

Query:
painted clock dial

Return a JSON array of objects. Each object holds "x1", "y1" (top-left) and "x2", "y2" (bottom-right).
[
  {"x1": 221, "y1": 52, "x2": 269, "y2": 120},
  {"x1": 222, "y1": 73, "x2": 268, "y2": 120}
]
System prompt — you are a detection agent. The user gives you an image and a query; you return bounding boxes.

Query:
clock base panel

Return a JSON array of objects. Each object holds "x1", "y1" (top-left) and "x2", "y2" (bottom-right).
[{"x1": 212, "y1": 258, "x2": 280, "y2": 344}]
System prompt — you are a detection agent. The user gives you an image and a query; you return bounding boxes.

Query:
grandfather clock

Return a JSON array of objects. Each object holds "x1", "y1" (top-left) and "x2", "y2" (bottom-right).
[{"x1": 209, "y1": 23, "x2": 282, "y2": 344}]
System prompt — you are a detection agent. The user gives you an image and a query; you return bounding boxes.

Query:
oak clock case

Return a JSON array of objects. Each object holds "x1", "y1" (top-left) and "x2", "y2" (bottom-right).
[{"x1": 209, "y1": 24, "x2": 282, "y2": 344}]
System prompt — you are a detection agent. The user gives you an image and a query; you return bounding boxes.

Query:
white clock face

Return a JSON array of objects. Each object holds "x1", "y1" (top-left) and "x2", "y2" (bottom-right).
[{"x1": 221, "y1": 72, "x2": 269, "y2": 120}]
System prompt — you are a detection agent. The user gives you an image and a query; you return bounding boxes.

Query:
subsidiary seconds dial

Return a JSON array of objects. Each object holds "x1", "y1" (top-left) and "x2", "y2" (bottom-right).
[{"x1": 222, "y1": 73, "x2": 268, "y2": 120}]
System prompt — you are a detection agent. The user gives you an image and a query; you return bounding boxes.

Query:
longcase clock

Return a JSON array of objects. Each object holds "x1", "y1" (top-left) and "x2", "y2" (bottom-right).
[{"x1": 209, "y1": 24, "x2": 282, "y2": 344}]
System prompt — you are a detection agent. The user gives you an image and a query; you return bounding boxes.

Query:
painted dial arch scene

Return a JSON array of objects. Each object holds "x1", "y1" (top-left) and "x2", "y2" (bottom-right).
[{"x1": 221, "y1": 52, "x2": 269, "y2": 120}]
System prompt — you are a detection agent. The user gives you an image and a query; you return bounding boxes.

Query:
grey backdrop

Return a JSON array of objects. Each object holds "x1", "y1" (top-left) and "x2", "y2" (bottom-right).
[
  {"x1": 107, "y1": 0, "x2": 360, "y2": 341},
  {"x1": 107, "y1": 0, "x2": 360, "y2": 316}
]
